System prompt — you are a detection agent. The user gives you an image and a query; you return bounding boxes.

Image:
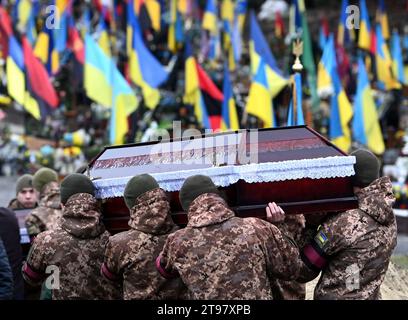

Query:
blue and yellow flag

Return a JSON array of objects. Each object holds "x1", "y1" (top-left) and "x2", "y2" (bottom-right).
[
  {"x1": 358, "y1": 0, "x2": 371, "y2": 51},
  {"x1": 376, "y1": 0, "x2": 390, "y2": 40},
  {"x1": 246, "y1": 59, "x2": 275, "y2": 128},
  {"x1": 249, "y1": 11, "x2": 288, "y2": 99},
  {"x1": 287, "y1": 73, "x2": 304, "y2": 126},
  {"x1": 202, "y1": 0, "x2": 217, "y2": 35},
  {"x1": 128, "y1": 0, "x2": 168, "y2": 109},
  {"x1": 352, "y1": 57, "x2": 384, "y2": 155},
  {"x1": 391, "y1": 31, "x2": 406, "y2": 85},
  {"x1": 375, "y1": 24, "x2": 400, "y2": 90},
  {"x1": 84, "y1": 34, "x2": 138, "y2": 145},
  {"x1": 221, "y1": 63, "x2": 239, "y2": 131},
  {"x1": 34, "y1": 24, "x2": 59, "y2": 75}
]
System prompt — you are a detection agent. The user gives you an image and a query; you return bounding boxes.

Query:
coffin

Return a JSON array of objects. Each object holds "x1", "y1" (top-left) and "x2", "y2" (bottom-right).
[{"x1": 87, "y1": 126, "x2": 358, "y2": 233}]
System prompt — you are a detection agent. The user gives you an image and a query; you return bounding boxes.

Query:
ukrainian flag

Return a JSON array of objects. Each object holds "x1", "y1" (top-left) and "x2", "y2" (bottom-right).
[
  {"x1": 221, "y1": 63, "x2": 239, "y2": 131},
  {"x1": 84, "y1": 34, "x2": 138, "y2": 145},
  {"x1": 376, "y1": 0, "x2": 390, "y2": 40},
  {"x1": 287, "y1": 73, "x2": 304, "y2": 126},
  {"x1": 202, "y1": 0, "x2": 218, "y2": 35},
  {"x1": 249, "y1": 11, "x2": 288, "y2": 99},
  {"x1": 235, "y1": 0, "x2": 247, "y2": 33},
  {"x1": 128, "y1": 0, "x2": 168, "y2": 109},
  {"x1": 34, "y1": 25, "x2": 60, "y2": 75},
  {"x1": 97, "y1": 15, "x2": 111, "y2": 57},
  {"x1": 168, "y1": 0, "x2": 184, "y2": 53},
  {"x1": 358, "y1": 0, "x2": 371, "y2": 51},
  {"x1": 375, "y1": 24, "x2": 400, "y2": 90},
  {"x1": 391, "y1": 31, "x2": 406, "y2": 85},
  {"x1": 352, "y1": 57, "x2": 385, "y2": 155},
  {"x1": 246, "y1": 60, "x2": 274, "y2": 128}
]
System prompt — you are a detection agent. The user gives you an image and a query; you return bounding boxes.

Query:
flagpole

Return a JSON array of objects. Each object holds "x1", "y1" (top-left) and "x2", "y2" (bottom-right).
[{"x1": 292, "y1": 38, "x2": 303, "y2": 125}]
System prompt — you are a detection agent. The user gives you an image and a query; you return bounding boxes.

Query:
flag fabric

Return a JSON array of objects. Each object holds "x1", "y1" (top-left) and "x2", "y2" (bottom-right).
[
  {"x1": 287, "y1": 73, "x2": 304, "y2": 126},
  {"x1": 246, "y1": 60, "x2": 274, "y2": 128},
  {"x1": 84, "y1": 34, "x2": 138, "y2": 145},
  {"x1": 391, "y1": 31, "x2": 406, "y2": 85},
  {"x1": 337, "y1": 0, "x2": 355, "y2": 46},
  {"x1": 97, "y1": 14, "x2": 111, "y2": 56},
  {"x1": 168, "y1": 0, "x2": 184, "y2": 53},
  {"x1": 317, "y1": 33, "x2": 336, "y2": 96},
  {"x1": 235, "y1": 0, "x2": 247, "y2": 33},
  {"x1": 352, "y1": 57, "x2": 385, "y2": 155},
  {"x1": 184, "y1": 42, "x2": 223, "y2": 130},
  {"x1": 249, "y1": 11, "x2": 288, "y2": 99},
  {"x1": 319, "y1": 17, "x2": 329, "y2": 50},
  {"x1": 377, "y1": 0, "x2": 390, "y2": 40},
  {"x1": 133, "y1": 0, "x2": 161, "y2": 32},
  {"x1": 23, "y1": 37, "x2": 59, "y2": 115},
  {"x1": 221, "y1": 63, "x2": 239, "y2": 130},
  {"x1": 0, "y1": 7, "x2": 13, "y2": 58},
  {"x1": 127, "y1": 0, "x2": 168, "y2": 109},
  {"x1": 34, "y1": 24, "x2": 60, "y2": 75},
  {"x1": 358, "y1": 0, "x2": 371, "y2": 51},
  {"x1": 375, "y1": 24, "x2": 401, "y2": 90},
  {"x1": 202, "y1": 0, "x2": 217, "y2": 35}
]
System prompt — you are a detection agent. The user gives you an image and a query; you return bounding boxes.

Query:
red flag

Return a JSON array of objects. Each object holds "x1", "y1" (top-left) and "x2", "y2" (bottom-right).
[
  {"x1": 68, "y1": 26, "x2": 85, "y2": 64},
  {"x1": 0, "y1": 7, "x2": 13, "y2": 57},
  {"x1": 22, "y1": 37, "x2": 59, "y2": 109},
  {"x1": 370, "y1": 28, "x2": 377, "y2": 55}
]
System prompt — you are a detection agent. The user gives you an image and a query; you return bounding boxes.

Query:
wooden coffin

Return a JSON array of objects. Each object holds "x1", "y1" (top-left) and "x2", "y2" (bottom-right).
[{"x1": 87, "y1": 126, "x2": 358, "y2": 233}]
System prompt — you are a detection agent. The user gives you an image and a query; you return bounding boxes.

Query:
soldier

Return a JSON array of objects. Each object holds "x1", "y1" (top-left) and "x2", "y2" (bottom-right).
[
  {"x1": 156, "y1": 175, "x2": 302, "y2": 300},
  {"x1": 269, "y1": 214, "x2": 306, "y2": 300},
  {"x1": 22, "y1": 173, "x2": 121, "y2": 300},
  {"x1": 8, "y1": 174, "x2": 38, "y2": 210},
  {"x1": 24, "y1": 168, "x2": 62, "y2": 240},
  {"x1": 267, "y1": 149, "x2": 397, "y2": 300},
  {"x1": 101, "y1": 174, "x2": 185, "y2": 299}
]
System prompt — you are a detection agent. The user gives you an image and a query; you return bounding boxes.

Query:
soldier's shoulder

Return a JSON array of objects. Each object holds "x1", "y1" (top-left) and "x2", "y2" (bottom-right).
[{"x1": 109, "y1": 230, "x2": 135, "y2": 245}]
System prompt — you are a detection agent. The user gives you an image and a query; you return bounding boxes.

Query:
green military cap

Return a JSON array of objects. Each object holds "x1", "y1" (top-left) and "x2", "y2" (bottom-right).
[
  {"x1": 350, "y1": 149, "x2": 380, "y2": 188},
  {"x1": 60, "y1": 173, "x2": 95, "y2": 204},
  {"x1": 179, "y1": 175, "x2": 219, "y2": 211},
  {"x1": 124, "y1": 174, "x2": 160, "y2": 210},
  {"x1": 16, "y1": 174, "x2": 34, "y2": 194},
  {"x1": 33, "y1": 168, "x2": 59, "y2": 193}
]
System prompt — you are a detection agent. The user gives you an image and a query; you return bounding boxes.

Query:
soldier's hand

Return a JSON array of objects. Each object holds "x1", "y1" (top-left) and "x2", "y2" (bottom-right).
[{"x1": 266, "y1": 202, "x2": 285, "y2": 224}]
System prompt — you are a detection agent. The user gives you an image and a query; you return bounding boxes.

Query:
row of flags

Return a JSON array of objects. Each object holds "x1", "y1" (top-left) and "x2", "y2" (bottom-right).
[{"x1": 0, "y1": 0, "x2": 407, "y2": 155}]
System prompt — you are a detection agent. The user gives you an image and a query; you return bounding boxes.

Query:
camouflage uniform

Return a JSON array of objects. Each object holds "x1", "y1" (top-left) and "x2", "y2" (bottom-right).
[
  {"x1": 271, "y1": 214, "x2": 306, "y2": 300},
  {"x1": 102, "y1": 188, "x2": 185, "y2": 300},
  {"x1": 25, "y1": 182, "x2": 62, "y2": 238},
  {"x1": 157, "y1": 193, "x2": 302, "y2": 300},
  {"x1": 298, "y1": 176, "x2": 397, "y2": 300},
  {"x1": 8, "y1": 198, "x2": 26, "y2": 210},
  {"x1": 22, "y1": 193, "x2": 121, "y2": 300}
]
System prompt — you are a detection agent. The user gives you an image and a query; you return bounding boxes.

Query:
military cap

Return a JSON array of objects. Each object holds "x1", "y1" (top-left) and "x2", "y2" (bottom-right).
[
  {"x1": 16, "y1": 174, "x2": 34, "y2": 194},
  {"x1": 350, "y1": 149, "x2": 380, "y2": 188},
  {"x1": 124, "y1": 174, "x2": 160, "y2": 210},
  {"x1": 33, "y1": 168, "x2": 59, "y2": 193},
  {"x1": 179, "y1": 175, "x2": 219, "y2": 211},
  {"x1": 60, "y1": 173, "x2": 95, "y2": 204}
]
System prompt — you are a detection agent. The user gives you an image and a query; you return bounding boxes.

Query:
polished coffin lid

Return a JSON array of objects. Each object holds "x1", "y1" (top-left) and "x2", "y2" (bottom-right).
[{"x1": 87, "y1": 126, "x2": 357, "y2": 224}]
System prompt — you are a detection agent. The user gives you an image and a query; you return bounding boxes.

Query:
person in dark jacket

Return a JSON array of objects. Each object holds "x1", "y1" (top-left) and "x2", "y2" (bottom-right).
[
  {"x1": 0, "y1": 238, "x2": 13, "y2": 300},
  {"x1": 0, "y1": 207, "x2": 24, "y2": 299}
]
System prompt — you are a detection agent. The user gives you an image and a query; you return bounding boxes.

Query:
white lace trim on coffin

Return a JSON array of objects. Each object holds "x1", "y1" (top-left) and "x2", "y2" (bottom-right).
[{"x1": 93, "y1": 156, "x2": 356, "y2": 199}]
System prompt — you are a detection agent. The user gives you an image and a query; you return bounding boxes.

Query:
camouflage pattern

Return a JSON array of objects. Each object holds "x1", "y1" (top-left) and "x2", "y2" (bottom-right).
[
  {"x1": 23, "y1": 193, "x2": 121, "y2": 300},
  {"x1": 103, "y1": 188, "x2": 185, "y2": 300},
  {"x1": 8, "y1": 198, "x2": 26, "y2": 210},
  {"x1": 271, "y1": 214, "x2": 306, "y2": 300},
  {"x1": 158, "y1": 193, "x2": 302, "y2": 300},
  {"x1": 298, "y1": 176, "x2": 397, "y2": 300},
  {"x1": 25, "y1": 181, "x2": 62, "y2": 238}
]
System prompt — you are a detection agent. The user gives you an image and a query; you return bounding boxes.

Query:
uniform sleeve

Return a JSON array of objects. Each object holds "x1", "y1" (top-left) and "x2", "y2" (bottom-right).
[
  {"x1": 101, "y1": 237, "x2": 123, "y2": 282},
  {"x1": 0, "y1": 239, "x2": 13, "y2": 300},
  {"x1": 255, "y1": 219, "x2": 302, "y2": 282},
  {"x1": 298, "y1": 214, "x2": 349, "y2": 282},
  {"x1": 156, "y1": 234, "x2": 179, "y2": 279},
  {"x1": 25, "y1": 212, "x2": 45, "y2": 240},
  {"x1": 22, "y1": 233, "x2": 48, "y2": 286}
]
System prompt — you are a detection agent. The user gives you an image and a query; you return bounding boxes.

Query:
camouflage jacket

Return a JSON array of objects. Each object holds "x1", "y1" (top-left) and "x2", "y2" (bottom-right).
[
  {"x1": 8, "y1": 199, "x2": 26, "y2": 210},
  {"x1": 22, "y1": 193, "x2": 121, "y2": 300},
  {"x1": 102, "y1": 188, "x2": 185, "y2": 300},
  {"x1": 298, "y1": 176, "x2": 397, "y2": 300},
  {"x1": 24, "y1": 182, "x2": 62, "y2": 238},
  {"x1": 156, "y1": 193, "x2": 302, "y2": 300},
  {"x1": 271, "y1": 214, "x2": 306, "y2": 300}
]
